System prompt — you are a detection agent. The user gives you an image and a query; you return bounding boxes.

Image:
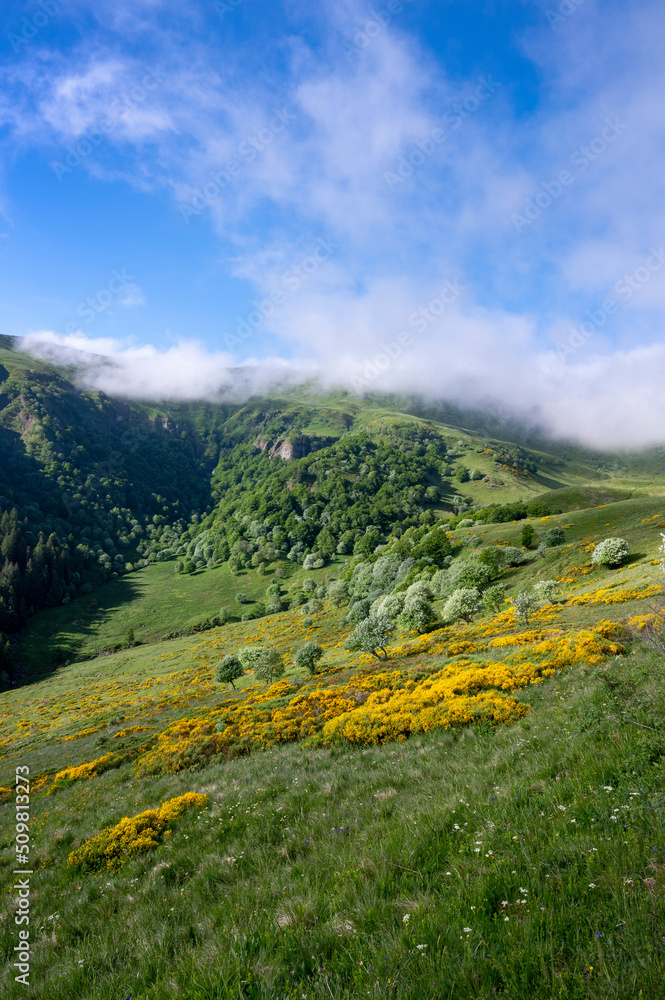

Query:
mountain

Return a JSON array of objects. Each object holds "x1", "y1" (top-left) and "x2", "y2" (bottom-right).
[
  {"x1": 2, "y1": 341, "x2": 665, "y2": 999},
  {"x1": 0, "y1": 335, "x2": 663, "y2": 680}
]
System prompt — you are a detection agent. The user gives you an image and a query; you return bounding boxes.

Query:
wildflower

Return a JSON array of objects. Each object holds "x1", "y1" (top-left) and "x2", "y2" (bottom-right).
[
  {"x1": 416, "y1": 944, "x2": 427, "y2": 950},
  {"x1": 557, "y1": 805, "x2": 566, "y2": 811},
  {"x1": 463, "y1": 927, "x2": 472, "y2": 933},
  {"x1": 402, "y1": 914, "x2": 410, "y2": 924},
  {"x1": 501, "y1": 901, "x2": 509, "y2": 906},
  {"x1": 504, "y1": 916, "x2": 509, "y2": 921},
  {"x1": 589, "y1": 883, "x2": 597, "y2": 888}
]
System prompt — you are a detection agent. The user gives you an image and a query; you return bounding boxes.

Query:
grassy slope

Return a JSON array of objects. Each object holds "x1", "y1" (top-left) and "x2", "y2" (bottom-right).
[
  {"x1": 0, "y1": 496, "x2": 663, "y2": 998},
  {"x1": 18, "y1": 492, "x2": 665, "y2": 682},
  {"x1": 3, "y1": 363, "x2": 665, "y2": 996},
  {"x1": 0, "y1": 645, "x2": 664, "y2": 998}
]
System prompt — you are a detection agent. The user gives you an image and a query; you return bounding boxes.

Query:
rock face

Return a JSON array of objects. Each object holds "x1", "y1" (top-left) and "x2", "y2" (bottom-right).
[
  {"x1": 269, "y1": 439, "x2": 306, "y2": 461},
  {"x1": 253, "y1": 434, "x2": 338, "y2": 461}
]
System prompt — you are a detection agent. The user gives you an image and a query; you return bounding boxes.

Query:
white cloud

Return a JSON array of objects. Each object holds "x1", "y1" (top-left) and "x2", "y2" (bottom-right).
[{"x1": 6, "y1": 0, "x2": 665, "y2": 447}]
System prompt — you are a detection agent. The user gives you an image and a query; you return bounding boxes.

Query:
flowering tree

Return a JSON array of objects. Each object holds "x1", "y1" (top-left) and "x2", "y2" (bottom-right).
[
  {"x1": 345, "y1": 615, "x2": 395, "y2": 661},
  {"x1": 512, "y1": 591, "x2": 540, "y2": 624},
  {"x1": 591, "y1": 538, "x2": 629, "y2": 568},
  {"x1": 442, "y1": 588, "x2": 482, "y2": 623},
  {"x1": 533, "y1": 579, "x2": 558, "y2": 604}
]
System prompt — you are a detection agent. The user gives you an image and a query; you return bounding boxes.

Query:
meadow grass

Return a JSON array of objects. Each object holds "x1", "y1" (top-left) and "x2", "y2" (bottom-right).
[
  {"x1": 19, "y1": 558, "x2": 337, "y2": 679},
  {"x1": 2, "y1": 492, "x2": 665, "y2": 997},
  {"x1": 1, "y1": 644, "x2": 664, "y2": 998}
]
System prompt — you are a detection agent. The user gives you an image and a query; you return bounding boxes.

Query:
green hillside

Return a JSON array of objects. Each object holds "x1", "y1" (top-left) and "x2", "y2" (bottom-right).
[{"x1": 1, "y1": 340, "x2": 665, "y2": 998}]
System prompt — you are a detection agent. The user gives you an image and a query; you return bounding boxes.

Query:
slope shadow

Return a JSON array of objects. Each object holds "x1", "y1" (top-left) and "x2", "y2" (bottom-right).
[{"x1": 19, "y1": 573, "x2": 148, "y2": 687}]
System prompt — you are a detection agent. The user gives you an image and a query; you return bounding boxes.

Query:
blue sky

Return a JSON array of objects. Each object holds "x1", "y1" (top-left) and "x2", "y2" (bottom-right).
[{"x1": 1, "y1": 0, "x2": 664, "y2": 446}]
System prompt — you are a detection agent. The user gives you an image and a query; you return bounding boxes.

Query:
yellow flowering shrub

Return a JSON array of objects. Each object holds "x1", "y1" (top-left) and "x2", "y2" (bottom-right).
[
  {"x1": 567, "y1": 584, "x2": 660, "y2": 607},
  {"x1": 446, "y1": 640, "x2": 478, "y2": 656},
  {"x1": 113, "y1": 725, "x2": 153, "y2": 739},
  {"x1": 61, "y1": 726, "x2": 106, "y2": 742},
  {"x1": 67, "y1": 792, "x2": 208, "y2": 872},
  {"x1": 52, "y1": 752, "x2": 119, "y2": 787}
]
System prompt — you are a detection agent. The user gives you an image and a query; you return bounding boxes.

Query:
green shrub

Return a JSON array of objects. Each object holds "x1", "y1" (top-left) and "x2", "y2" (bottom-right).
[{"x1": 520, "y1": 524, "x2": 537, "y2": 549}]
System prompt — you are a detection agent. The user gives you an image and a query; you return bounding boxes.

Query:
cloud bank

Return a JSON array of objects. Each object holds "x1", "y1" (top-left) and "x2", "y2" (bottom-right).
[{"x1": 4, "y1": 0, "x2": 665, "y2": 449}]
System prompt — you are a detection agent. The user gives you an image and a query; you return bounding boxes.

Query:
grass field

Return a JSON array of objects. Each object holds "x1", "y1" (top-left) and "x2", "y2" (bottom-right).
[{"x1": 1, "y1": 492, "x2": 665, "y2": 998}]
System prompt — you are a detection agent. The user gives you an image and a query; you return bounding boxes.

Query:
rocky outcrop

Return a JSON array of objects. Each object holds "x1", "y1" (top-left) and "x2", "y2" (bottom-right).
[{"x1": 252, "y1": 434, "x2": 339, "y2": 461}]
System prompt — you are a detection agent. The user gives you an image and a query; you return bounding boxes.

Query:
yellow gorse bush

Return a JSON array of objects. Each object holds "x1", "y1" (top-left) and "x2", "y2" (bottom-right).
[
  {"x1": 66, "y1": 792, "x2": 208, "y2": 872},
  {"x1": 133, "y1": 619, "x2": 625, "y2": 766},
  {"x1": 53, "y1": 752, "x2": 119, "y2": 786},
  {"x1": 567, "y1": 584, "x2": 660, "y2": 607}
]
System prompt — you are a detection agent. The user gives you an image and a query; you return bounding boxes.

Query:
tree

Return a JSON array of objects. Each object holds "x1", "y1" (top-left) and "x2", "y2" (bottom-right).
[
  {"x1": 511, "y1": 591, "x2": 540, "y2": 624},
  {"x1": 476, "y1": 546, "x2": 504, "y2": 577},
  {"x1": 237, "y1": 646, "x2": 264, "y2": 672},
  {"x1": 235, "y1": 591, "x2": 248, "y2": 604},
  {"x1": 346, "y1": 599, "x2": 371, "y2": 625},
  {"x1": 328, "y1": 579, "x2": 349, "y2": 607},
  {"x1": 543, "y1": 527, "x2": 566, "y2": 547},
  {"x1": 533, "y1": 579, "x2": 558, "y2": 603},
  {"x1": 345, "y1": 614, "x2": 395, "y2": 661},
  {"x1": 124, "y1": 628, "x2": 135, "y2": 648},
  {"x1": 294, "y1": 641, "x2": 324, "y2": 675},
  {"x1": 520, "y1": 524, "x2": 537, "y2": 549},
  {"x1": 399, "y1": 596, "x2": 437, "y2": 633},
  {"x1": 442, "y1": 587, "x2": 482, "y2": 623},
  {"x1": 215, "y1": 654, "x2": 244, "y2": 689},
  {"x1": 252, "y1": 648, "x2": 285, "y2": 685},
  {"x1": 500, "y1": 546, "x2": 527, "y2": 567},
  {"x1": 591, "y1": 538, "x2": 629, "y2": 568},
  {"x1": 377, "y1": 592, "x2": 405, "y2": 620},
  {"x1": 482, "y1": 584, "x2": 507, "y2": 614},
  {"x1": 455, "y1": 466, "x2": 470, "y2": 483}
]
